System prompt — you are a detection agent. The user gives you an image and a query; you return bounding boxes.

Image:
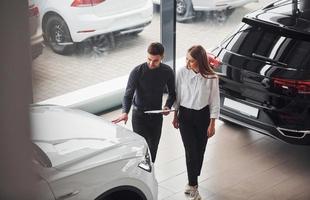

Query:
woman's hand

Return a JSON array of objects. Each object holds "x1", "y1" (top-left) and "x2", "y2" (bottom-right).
[
  {"x1": 207, "y1": 119, "x2": 216, "y2": 138},
  {"x1": 172, "y1": 112, "x2": 179, "y2": 129}
]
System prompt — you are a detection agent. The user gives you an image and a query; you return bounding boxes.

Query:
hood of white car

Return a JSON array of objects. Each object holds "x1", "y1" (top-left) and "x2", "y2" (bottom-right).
[{"x1": 30, "y1": 106, "x2": 146, "y2": 169}]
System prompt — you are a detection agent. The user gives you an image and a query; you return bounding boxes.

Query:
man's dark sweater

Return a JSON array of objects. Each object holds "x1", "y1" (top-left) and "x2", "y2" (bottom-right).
[{"x1": 122, "y1": 62, "x2": 176, "y2": 113}]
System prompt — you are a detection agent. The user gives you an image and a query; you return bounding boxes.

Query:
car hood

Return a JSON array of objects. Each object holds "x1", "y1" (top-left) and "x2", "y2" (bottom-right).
[{"x1": 31, "y1": 106, "x2": 146, "y2": 169}]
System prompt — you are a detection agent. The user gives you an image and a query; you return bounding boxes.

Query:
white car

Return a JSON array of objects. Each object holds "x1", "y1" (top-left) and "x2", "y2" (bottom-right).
[
  {"x1": 38, "y1": 0, "x2": 153, "y2": 54},
  {"x1": 31, "y1": 105, "x2": 158, "y2": 200},
  {"x1": 153, "y1": 0, "x2": 257, "y2": 22}
]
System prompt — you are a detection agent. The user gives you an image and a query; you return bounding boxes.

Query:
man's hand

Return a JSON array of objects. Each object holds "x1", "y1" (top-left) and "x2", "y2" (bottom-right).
[
  {"x1": 162, "y1": 106, "x2": 170, "y2": 116},
  {"x1": 112, "y1": 113, "x2": 128, "y2": 124}
]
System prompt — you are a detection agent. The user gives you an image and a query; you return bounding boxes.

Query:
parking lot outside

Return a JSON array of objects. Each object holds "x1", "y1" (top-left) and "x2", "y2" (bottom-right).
[{"x1": 32, "y1": 0, "x2": 270, "y2": 102}]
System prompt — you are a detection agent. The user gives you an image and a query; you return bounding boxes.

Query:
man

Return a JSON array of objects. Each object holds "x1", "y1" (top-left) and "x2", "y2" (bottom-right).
[{"x1": 112, "y1": 42, "x2": 176, "y2": 163}]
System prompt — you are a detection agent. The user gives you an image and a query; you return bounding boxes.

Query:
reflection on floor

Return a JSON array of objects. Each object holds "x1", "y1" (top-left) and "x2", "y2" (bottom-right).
[{"x1": 102, "y1": 108, "x2": 310, "y2": 200}]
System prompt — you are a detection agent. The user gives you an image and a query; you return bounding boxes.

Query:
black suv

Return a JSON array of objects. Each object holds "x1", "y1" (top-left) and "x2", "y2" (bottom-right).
[{"x1": 212, "y1": 0, "x2": 310, "y2": 145}]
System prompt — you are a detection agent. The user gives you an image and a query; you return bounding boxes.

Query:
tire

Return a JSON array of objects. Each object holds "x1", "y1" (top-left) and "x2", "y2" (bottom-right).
[
  {"x1": 45, "y1": 15, "x2": 75, "y2": 55},
  {"x1": 176, "y1": 0, "x2": 195, "y2": 22}
]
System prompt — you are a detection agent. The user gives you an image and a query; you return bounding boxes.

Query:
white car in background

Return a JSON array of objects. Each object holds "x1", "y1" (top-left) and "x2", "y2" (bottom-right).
[
  {"x1": 32, "y1": 105, "x2": 157, "y2": 200},
  {"x1": 153, "y1": 0, "x2": 257, "y2": 22},
  {"x1": 38, "y1": 0, "x2": 153, "y2": 55}
]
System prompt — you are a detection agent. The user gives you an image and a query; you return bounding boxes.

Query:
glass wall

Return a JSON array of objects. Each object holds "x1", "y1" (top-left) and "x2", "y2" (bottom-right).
[
  {"x1": 32, "y1": 0, "x2": 274, "y2": 102},
  {"x1": 175, "y1": 0, "x2": 274, "y2": 59},
  {"x1": 32, "y1": 0, "x2": 159, "y2": 102}
]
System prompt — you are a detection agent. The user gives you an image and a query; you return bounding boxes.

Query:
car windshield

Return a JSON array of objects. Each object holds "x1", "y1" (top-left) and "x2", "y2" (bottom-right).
[{"x1": 224, "y1": 24, "x2": 310, "y2": 70}]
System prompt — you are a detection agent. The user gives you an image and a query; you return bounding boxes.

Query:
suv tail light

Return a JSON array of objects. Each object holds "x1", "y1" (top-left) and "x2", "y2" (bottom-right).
[
  {"x1": 29, "y1": 5, "x2": 39, "y2": 17},
  {"x1": 207, "y1": 53, "x2": 221, "y2": 68},
  {"x1": 272, "y1": 78, "x2": 310, "y2": 94},
  {"x1": 71, "y1": 0, "x2": 105, "y2": 7}
]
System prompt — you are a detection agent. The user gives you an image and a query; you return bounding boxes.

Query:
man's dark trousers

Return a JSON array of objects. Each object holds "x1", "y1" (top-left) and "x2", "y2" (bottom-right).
[{"x1": 132, "y1": 109, "x2": 163, "y2": 163}]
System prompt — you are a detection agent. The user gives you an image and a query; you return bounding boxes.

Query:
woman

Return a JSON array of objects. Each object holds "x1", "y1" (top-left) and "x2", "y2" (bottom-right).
[{"x1": 173, "y1": 45, "x2": 220, "y2": 200}]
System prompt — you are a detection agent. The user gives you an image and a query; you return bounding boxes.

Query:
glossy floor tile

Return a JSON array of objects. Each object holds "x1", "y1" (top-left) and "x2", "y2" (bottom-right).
[{"x1": 102, "y1": 108, "x2": 310, "y2": 200}]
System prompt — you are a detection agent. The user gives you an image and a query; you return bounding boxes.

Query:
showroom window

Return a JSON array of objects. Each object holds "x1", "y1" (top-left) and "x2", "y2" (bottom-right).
[
  {"x1": 32, "y1": 0, "x2": 159, "y2": 102},
  {"x1": 31, "y1": 0, "x2": 273, "y2": 105}
]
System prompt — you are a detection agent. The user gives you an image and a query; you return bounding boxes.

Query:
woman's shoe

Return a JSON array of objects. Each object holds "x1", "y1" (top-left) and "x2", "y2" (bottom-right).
[
  {"x1": 189, "y1": 189, "x2": 201, "y2": 200},
  {"x1": 184, "y1": 184, "x2": 198, "y2": 195}
]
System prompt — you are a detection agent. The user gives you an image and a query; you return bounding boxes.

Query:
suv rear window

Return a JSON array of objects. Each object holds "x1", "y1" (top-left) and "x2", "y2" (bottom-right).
[{"x1": 222, "y1": 24, "x2": 310, "y2": 70}]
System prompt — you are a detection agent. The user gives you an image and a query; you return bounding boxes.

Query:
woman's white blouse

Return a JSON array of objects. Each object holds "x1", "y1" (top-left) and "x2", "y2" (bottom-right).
[{"x1": 174, "y1": 66, "x2": 220, "y2": 119}]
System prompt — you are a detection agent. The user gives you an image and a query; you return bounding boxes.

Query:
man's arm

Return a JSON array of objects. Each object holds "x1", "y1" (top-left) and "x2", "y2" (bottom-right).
[
  {"x1": 112, "y1": 66, "x2": 139, "y2": 124},
  {"x1": 122, "y1": 67, "x2": 139, "y2": 114},
  {"x1": 164, "y1": 69, "x2": 176, "y2": 109}
]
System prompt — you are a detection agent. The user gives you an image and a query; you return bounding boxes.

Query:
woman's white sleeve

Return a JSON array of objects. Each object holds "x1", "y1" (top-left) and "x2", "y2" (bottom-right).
[
  {"x1": 209, "y1": 77, "x2": 220, "y2": 119},
  {"x1": 173, "y1": 69, "x2": 182, "y2": 110}
]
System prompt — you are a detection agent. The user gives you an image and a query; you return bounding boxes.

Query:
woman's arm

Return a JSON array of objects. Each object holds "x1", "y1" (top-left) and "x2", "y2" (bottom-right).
[
  {"x1": 208, "y1": 77, "x2": 219, "y2": 138},
  {"x1": 209, "y1": 77, "x2": 220, "y2": 119},
  {"x1": 207, "y1": 118, "x2": 216, "y2": 138}
]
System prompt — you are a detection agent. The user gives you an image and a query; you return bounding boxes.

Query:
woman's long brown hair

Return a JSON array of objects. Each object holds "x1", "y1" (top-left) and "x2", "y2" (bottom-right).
[{"x1": 187, "y1": 45, "x2": 216, "y2": 78}]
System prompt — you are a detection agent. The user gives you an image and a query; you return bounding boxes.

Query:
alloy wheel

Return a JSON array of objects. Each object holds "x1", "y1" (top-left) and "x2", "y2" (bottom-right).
[{"x1": 50, "y1": 23, "x2": 66, "y2": 44}]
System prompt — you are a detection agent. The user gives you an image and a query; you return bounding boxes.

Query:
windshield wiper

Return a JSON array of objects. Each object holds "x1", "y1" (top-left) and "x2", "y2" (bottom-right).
[{"x1": 252, "y1": 53, "x2": 288, "y2": 66}]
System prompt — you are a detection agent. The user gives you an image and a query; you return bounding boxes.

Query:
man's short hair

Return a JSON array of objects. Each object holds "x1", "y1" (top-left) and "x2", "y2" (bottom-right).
[{"x1": 147, "y1": 42, "x2": 164, "y2": 56}]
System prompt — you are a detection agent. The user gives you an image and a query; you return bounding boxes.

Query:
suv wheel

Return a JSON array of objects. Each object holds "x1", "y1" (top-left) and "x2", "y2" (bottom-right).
[{"x1": 45, "y1": 15, "x2": 75, "y2": 55}]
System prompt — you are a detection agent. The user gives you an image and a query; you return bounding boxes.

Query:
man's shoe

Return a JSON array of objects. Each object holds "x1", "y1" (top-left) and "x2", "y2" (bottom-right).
[
  {"x1": 184, "y1": 184, "x2": 198, "y2": 195},
  {"x1": 189, "y1": 189, "x2": 201, "y2": 200}
]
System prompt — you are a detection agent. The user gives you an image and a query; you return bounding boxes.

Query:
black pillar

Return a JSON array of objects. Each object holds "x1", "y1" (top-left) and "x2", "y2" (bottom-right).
[{"x1": 160, "y1": 0, "x2": 176, "y2": 71}]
